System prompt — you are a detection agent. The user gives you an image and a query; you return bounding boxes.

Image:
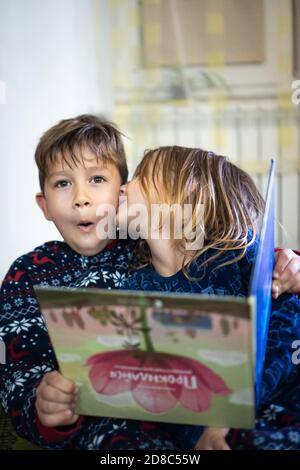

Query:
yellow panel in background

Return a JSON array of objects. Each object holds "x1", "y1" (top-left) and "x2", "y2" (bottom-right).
[
  {"x1": 277, "y1": 14, "x2": 291, "y2": 34},
  {"x1": 111, "y1": 30, "x2": 125, "y2": 49},
  {"x1": 209, "y1": 92, "x2": 227, "y2": 111},
  {"x1": 124, "y1": 138, "x2": 134, "y2": 155},
  {"x1": 129, "y1": 6, "x2": 139, "y2": 26},
  {"x1": 275, "y1": 158, "x2": 300, "y2": 175},
  {"x1": 113, "y1": 70, "x2": 131, "y2": 88},
  {"x1": 240, "y1": 160, "x2": 270, "y2": 175},
  {"x1": 167, "y1": 99, "x2": 191, "y2": 107},
  {"x1": 206, "y1": 51, "x2": 225, "y2": 67},
  {"x1": 129, "y1": 47, "x2": 141, "y2": 67},
  {"x1": 279, "y1": 126, "x2": 296, "y2": 149},
  {"x1": 131, "y1": 89, "x2": 145, "y2": 102},
  {"x1": 134, "y1": 126, "x2": 146, "y2": 146},
  {"x1": 213, "y1": 128, "x2": 228, "y2": 149},
  {"x1": 277, "y1": 55, "x2": 292, "y2": 74},
  {"x1": 145, "y1": 68, "x2": 162, "y2": 84},
  {"x1": 277, "y1": 92, "x2": 293, "y2": 110},
  {"x1": 206, "y1": 12, "x2": 225, "y2": 35},
  {"x1": 283, "y1": 158, "x2": 300, "y2": 174},
  {"x1": 110, "y1": 0, "x2": 123, "y2": 7},
  {"x1": 113, "y1": 109, "x2": 131, "y2": 128},
  {"x1": 146, "y1": 107, "x2": 161, "y2": 125},
  {"x1": 144, "y1": 23, "x2": 161, "y2": 46}
]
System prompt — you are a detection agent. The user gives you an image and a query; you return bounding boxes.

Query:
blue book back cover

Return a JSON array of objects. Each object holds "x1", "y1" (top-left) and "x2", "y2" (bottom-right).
[{"x1": 250, "y1": 160, "x2": 276, "y2": 406}]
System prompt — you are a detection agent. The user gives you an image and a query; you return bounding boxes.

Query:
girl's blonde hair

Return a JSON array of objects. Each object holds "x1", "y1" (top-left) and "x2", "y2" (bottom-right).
[{"x1": 133, "y1": 145, "x2": 265, "y2": 273}]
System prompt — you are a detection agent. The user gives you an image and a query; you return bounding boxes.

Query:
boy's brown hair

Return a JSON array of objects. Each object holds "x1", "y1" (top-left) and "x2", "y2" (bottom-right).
[{"x1": 35, "y1": 114, "x2": 128, "y2": 192}]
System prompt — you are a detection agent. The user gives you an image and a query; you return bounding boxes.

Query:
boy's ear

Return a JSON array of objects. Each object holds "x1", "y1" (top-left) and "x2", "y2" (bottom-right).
[{"x1": 36, "y1": 192, "x2": 52, "y2": 221}]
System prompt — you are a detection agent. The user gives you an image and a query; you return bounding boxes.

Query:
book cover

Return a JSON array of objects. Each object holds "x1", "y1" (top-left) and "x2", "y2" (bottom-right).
[
  {"x1": 36, "y1": 288, "x2": 255, "y2": 428},
  {"x1": 35, "y1": 161, "x2": 275, "y2": 429}
]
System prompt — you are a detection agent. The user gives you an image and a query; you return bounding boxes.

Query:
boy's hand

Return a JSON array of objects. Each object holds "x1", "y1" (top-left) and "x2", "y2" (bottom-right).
[
  {"x1": 36, "y1": 371, "x2": 79, "y2": 427},
  {"x1": 273, "y1": 249, "x2": 300, "y2": 299},
  {"x1": 194, "y1": 427, "x2": 230, "y2": 450}
]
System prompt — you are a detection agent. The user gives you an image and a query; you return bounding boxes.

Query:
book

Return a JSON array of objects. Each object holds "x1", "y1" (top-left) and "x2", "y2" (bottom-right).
[{"x1": 35, "y1": 161, "x2": 275, "y2": 429}]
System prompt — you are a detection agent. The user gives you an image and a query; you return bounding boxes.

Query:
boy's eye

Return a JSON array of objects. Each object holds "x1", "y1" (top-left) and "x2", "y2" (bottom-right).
[
  {"x1": 91, "y1": 176, "x2": 105, "y2": 184},
  {"x1": 54, "y1": 180, "x2": 71, "y2": 188}
]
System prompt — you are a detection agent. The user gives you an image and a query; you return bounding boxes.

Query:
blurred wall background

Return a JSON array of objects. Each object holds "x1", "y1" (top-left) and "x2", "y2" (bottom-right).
[
  {"x1": 0, "y1": 0, "x2": 299, "y2": 280},
  {"x1": 0, "y1": 0, "x2": 112, "y2": 279}
]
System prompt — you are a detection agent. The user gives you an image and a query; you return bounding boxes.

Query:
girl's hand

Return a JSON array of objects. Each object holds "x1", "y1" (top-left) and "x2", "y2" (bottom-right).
[
  {"x1": 36, "y1": 370, "x2": 79, "y2": 427},
  {"x1": 194, "y1": 427, "x2": 230, "y2": 450},
  {"x1": 273, "y1": 249, "x2": 300, "y2": 299}
]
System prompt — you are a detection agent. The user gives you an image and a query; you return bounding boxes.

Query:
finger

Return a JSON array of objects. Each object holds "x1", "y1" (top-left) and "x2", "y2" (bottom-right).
[
  {"x1": 38, "y1": 409, "x2": 79, "y2": 428},
  {"x1": 37, "y1": 398, "x2": 75, "y2": 415},
  {"x1": 193, "y1": 436, "x2": 210, "y2": 450},
  {"x1": 194, "y1": 440, "x2": 212, "y2": 450},
  {"x1": 273, "y1": 249, "x2": 295, "y2": 278},
  {"x1": 278, "y1": 261, "x2": 300, "y2": 286},
  {"x1": 212, "y1": 438, "x2": 231, "y2": 450},
  {"x1": 280, "y1": 281, "x2": 300, "y2": 295},
  {"x1": 45, "y1": 371, "x2": 77, "y2": 395},
  {"x1": 272, "y1": 281, "x2": 280, "y2": 299},
  {"x1": 39, "y1": 384, "x2": 77, "y2": 404},
  {"x1": 289, "y1": 282, "x2": 300, "y2": 295}
]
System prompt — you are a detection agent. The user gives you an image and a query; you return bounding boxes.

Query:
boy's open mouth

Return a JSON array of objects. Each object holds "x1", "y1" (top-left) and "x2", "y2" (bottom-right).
[{"x1": 77, "y1": 221, "x2": 95, "y2": 233}]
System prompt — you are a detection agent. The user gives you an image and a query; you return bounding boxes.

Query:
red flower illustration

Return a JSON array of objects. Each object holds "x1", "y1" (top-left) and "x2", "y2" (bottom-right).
[{"x1": 86, "y1": 349, "x2": 230, "y2": 414}]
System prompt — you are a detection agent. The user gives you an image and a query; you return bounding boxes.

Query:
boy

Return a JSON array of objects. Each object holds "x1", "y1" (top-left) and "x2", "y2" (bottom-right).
[
  {"x1": 0, "y1": 114, "x2": 198, "y2": 449},
  {"x1": 0, "y1": 115, "x2": 138, "y2": 449},
  {"x1": 1, "y1": 115, "x2": 300, "y2": 450}
]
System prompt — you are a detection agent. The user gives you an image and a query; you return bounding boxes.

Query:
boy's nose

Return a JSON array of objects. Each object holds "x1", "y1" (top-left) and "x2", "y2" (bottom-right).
[
  {"x1": 73, "y1": 188, "x2": 92, "y2": 208},
  {"x1": 74, "y1": 199, "x2": 90, "y2": 208}
]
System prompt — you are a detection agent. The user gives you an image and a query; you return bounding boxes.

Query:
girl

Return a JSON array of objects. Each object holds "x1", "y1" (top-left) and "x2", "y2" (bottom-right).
[
  {"x1": 31, "y1": 144, "x2": 300, "y2": 451},
  {"x1": 116, "y1": 146, "x2": 300, "y2": 450}
]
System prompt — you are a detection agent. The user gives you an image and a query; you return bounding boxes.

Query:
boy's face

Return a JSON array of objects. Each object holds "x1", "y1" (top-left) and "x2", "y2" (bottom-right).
[{"x1": 36, "y1": 148, "x2": 122, "y2": 256}]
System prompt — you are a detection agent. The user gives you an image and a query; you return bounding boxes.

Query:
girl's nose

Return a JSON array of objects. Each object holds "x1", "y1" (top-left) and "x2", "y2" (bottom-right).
[{"x1": 119, "y1": 184, "x2": 128, "y2": 196}]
